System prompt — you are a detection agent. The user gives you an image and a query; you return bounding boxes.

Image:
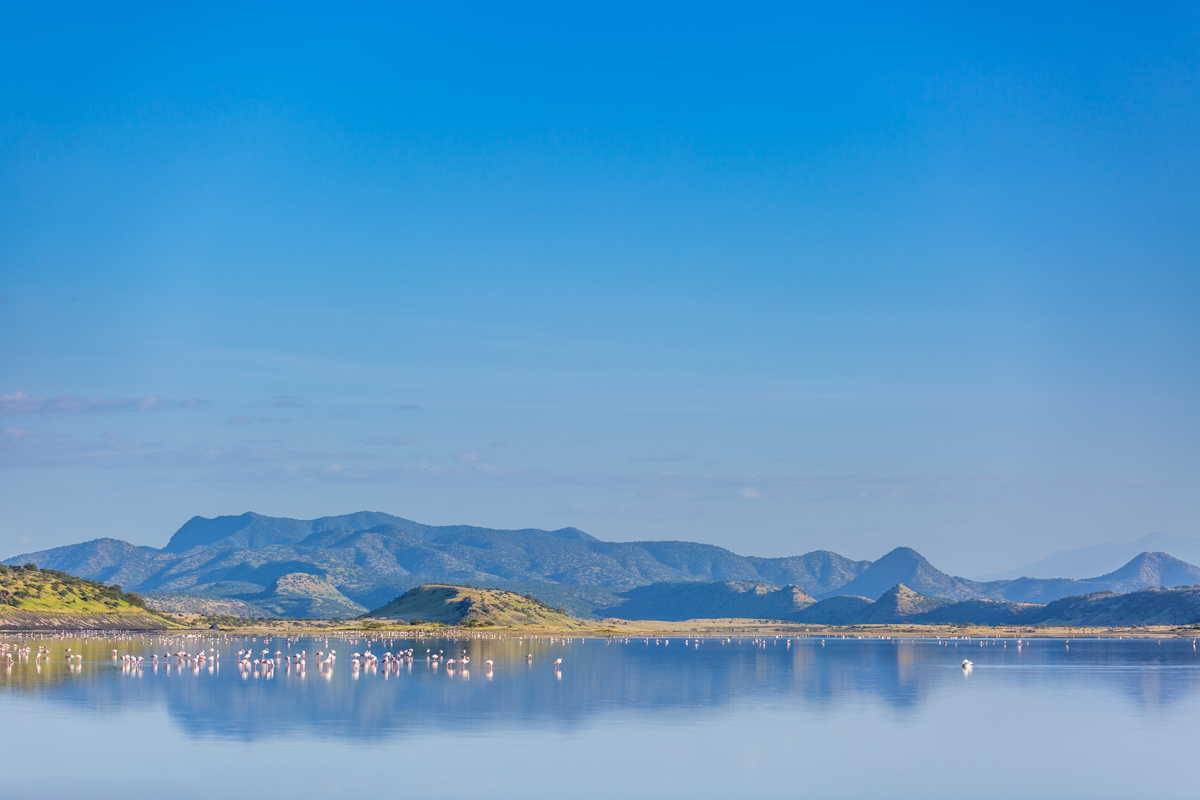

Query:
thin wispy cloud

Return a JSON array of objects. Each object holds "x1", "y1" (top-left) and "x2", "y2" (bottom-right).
[
  {"x1": 0, "y1": 426, "x2": 345, "y2": 471},
  {"x1": 361, "y1": 434, "x2": 417, "y2": 446},
  {"x1": 272, "y1": 395, "x2": 303, "y2": 407},
  {"x1": 396, "y1": 404, "x2": 421, "y2": 411},
  {"x1": 631, "y1": 453, "x2": 695, "y2": 463},
  {"x1": 0, "y1": 426, "x2": 1187, "y2": 514},
  {"x1": 0, "y1": 391, "x2": 204, "y2": 417},
  {"x1": 0, "y1": 426, "x2": 156, "y2": 464}
]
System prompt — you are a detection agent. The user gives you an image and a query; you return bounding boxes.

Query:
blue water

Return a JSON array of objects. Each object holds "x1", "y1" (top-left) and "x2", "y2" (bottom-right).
[{"x1": 2, "y1": 633, "x2": 1197, "y2": 798}]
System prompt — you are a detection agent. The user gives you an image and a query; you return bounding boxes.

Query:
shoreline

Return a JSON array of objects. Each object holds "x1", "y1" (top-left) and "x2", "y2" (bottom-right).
[
  {"x1": 0, "y1": 610, "x2": 184, "y2": 632},
  {"x1": 7, "y1": 616, "x2": 1198, "y2": 639}
]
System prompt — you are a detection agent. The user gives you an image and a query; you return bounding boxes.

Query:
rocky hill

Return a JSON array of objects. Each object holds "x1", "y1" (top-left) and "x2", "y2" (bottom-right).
[
  {"x1": 791, "y1": 584, "x2": 1039, "y2": 625},
  {"x1": 141, "y1": 593, "x2": 274, "y2": 618},
  {"x1": 595, "y1": 581, "x2": 815, "y2": 622},
  {"x1": 365, "y1": 584, "x2": 583, "y2": 628},
  {"x1": 792, "y1": 595, "x2": 875, "y2": 625},
  {"x1": 1033, "y1": 586, "x2": 1200, "y2": 626},
  {"x1": 911, "y1": 598, "x2": 1041, "y2": 625},
  {"x1": 856, "y1": 584, "x2": 956, "y2": 623}
]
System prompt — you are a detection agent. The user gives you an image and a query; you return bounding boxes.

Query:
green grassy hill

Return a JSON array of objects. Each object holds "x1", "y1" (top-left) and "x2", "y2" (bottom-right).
[
  {"x1": 365, "y1": 584, "x2": 584, "y2": 628},
  {"x1": 0, "y1": 563, "x2": 179, "y2": 629}
]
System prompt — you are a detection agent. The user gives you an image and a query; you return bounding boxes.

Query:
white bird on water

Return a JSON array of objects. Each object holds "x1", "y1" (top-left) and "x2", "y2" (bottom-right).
[{"x1": 962, "y1": 659, "x2": 973, "y2": 669}]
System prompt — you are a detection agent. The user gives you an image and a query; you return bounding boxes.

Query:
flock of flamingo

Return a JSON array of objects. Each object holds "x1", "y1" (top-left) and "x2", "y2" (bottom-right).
[
  {"x1": 5, "y1": 631, "x2": 1193, "y2": 683},
  {"x1": 1, "y1": 632, "x2": 579, "y2": 681}
]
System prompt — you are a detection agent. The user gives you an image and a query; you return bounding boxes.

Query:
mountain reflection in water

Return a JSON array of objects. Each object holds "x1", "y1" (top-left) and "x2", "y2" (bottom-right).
[{"x1": 3, "y1": 634, "x2": 1199, "y2": 741}]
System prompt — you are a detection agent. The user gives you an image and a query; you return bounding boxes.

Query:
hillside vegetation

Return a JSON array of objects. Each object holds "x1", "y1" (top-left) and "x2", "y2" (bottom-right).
[
  {"x1": 366, "y1": 584, "x2": 584, "y2": 628},
  {"x1": 0, "y1": 563, "x2": 178, "y2": 629},
  {"x1": 254, "y1": 573, "x2": 368, "y2": 618},
  {"x1": 1, "y1": 562, "x2": 148, "y2": 612},
  {"x1": 143, "y1": 593, "x2": 276, "y2": 618}
]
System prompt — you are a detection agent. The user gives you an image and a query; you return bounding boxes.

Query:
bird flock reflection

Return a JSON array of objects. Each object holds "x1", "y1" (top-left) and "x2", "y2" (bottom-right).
[{"x1": 3, "y1": 631, "x2": 1200, "y2": 742}]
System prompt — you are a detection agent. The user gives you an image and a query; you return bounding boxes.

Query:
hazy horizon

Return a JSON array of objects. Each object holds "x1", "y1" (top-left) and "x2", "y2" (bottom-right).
[{"x1": 2, "y1": 3, "x2": 1198, "y2": 576}]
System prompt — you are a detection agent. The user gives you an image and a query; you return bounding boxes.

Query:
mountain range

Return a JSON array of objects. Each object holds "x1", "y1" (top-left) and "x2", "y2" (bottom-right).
[
  {"x1": 588, "y1": 580, "x2": 1200, "y2": 627},
  {"x1": 2, "y1": 511, "x2": 870, "y2": 617},
  {"x1": 6, "y1": 511, "x2": 1200, "y2": 620},
  {"x1": 812, "y1": 547, "x2": 1200, "y2": 603}
]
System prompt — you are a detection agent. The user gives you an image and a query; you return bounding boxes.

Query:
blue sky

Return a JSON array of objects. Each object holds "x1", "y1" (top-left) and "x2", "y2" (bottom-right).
[{"x1": 1, "y1": 2, "x2": 1197, "y2": 575}]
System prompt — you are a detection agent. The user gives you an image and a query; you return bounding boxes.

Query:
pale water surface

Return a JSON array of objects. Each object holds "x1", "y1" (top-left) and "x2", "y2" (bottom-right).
[{"x1": 1, "y1": 633, "x2": 1197, "y2": 798}]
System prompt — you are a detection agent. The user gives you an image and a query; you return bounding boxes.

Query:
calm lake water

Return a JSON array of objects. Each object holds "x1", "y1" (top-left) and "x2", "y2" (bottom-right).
[{"x1": 2, "y1": 633, "x2": 1197, "y2": 798}]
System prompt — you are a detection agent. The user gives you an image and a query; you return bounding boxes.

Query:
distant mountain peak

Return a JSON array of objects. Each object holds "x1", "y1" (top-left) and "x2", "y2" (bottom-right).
[
  {"x1": 815, "y1": 546, "x2": 975, "y2": 601},
  {"x1": 1093, "y1": 551, "x2": 1200, "y2": 592},
  {"x1": 548, "y1": 527, "x2": 599, "y2": 541},
  {"x1": 881, "y1": 547, "x2": 926, "y2": 561},
  {"x1": 978, "y1": 533, "x2": 1200, "y2": 581},
  {"x1": 164, "y1": 511, "x2": 410, "y2": 553}
]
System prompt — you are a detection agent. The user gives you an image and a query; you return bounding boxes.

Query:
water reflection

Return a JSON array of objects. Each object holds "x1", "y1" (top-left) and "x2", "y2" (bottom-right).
[{"x1": 2, "y1": 634, "x2": 1199, "y2": 741}]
